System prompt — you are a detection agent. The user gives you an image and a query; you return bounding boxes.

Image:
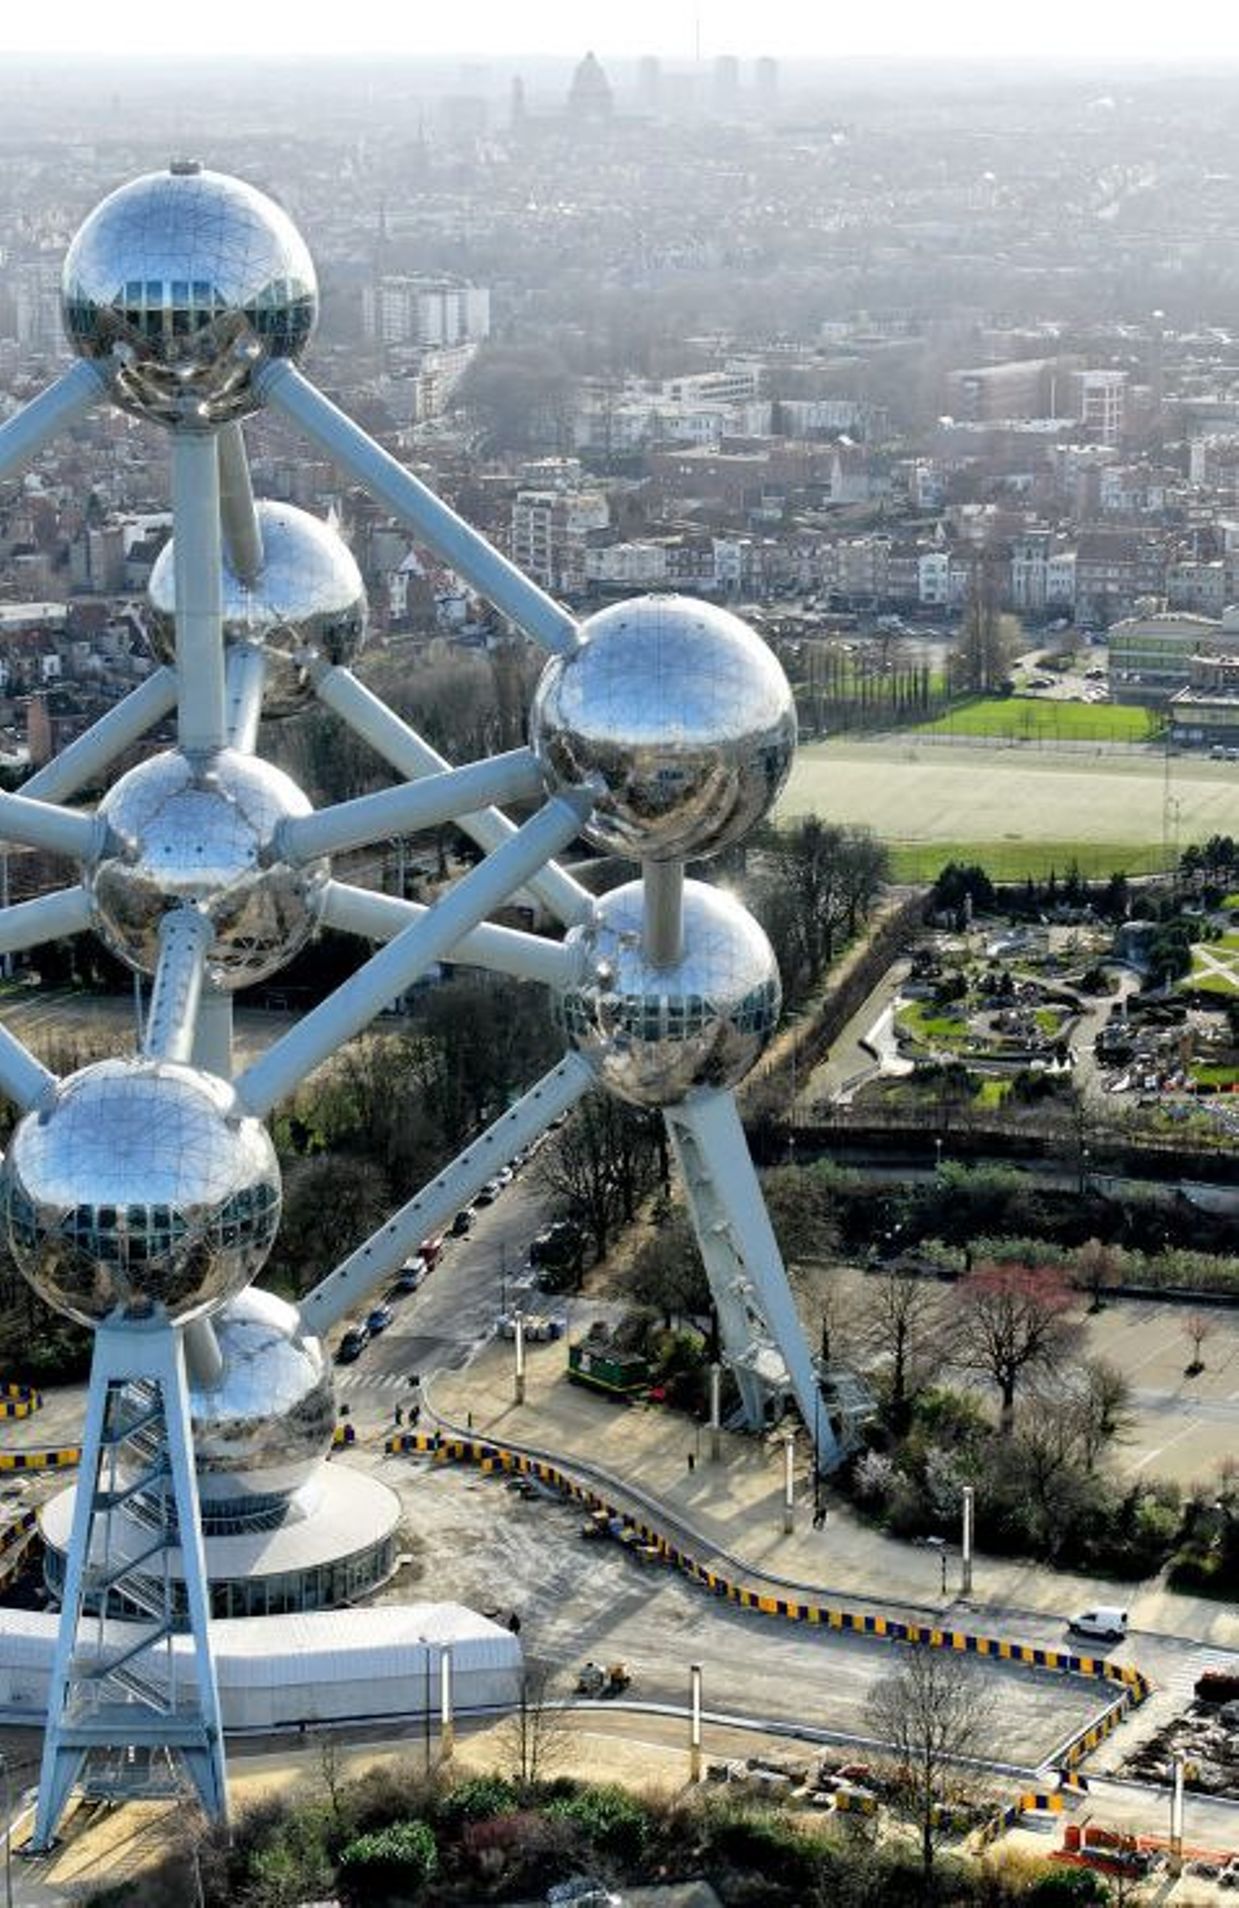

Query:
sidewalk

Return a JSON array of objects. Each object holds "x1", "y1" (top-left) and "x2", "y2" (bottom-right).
[{"x1": 428, "y1": 1336, "x2": 1239, "y2": 1652}]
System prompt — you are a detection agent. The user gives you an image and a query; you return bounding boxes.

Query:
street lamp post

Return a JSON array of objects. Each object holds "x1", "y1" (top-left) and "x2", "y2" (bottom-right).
[
  {"x1": 0, "y1": 1750, "x2": 11, "y2": 1908},
  {"x1": 689, "y1": 1663, "x2": 703, "y2": 1784},
  {"x1": 708, "y1": 1362, "x2": 722, "y2": 1463},
  {"x1": 1170, "y1": 1752, "x2": 1186, "y2": 1874},
  {"x1": 514, "y1": 1312, "x2": 526, "y2": 1406},
  {"x1": 782, "y1": 1430, "x2": 795, "y2": 1536},
  {"x1": 961, "y1": 1485, "x2": 974, "y2": 1596},
  {"x1": 440, "y1": 1646, "x2": 455, "y2": 1763}
]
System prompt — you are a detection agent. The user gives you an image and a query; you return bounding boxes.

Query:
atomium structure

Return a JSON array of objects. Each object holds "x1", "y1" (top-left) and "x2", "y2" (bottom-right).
[{"x1": 0, "y1": 162, "x2": 847, "y2": 1847}]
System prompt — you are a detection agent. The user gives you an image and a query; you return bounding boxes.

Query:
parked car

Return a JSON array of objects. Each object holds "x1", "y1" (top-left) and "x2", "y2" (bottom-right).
[
  {"x1": 475, "y1": 1179, "x2": 502, "y2": 1206},
  {"x1": 366, "y1": 1302, "x2": 394, "y2": 1336},
  {"x1": 449, "y1": 1208, "x2": 474, "y2": 1237},
  {"x1": 336, "y1": 1322, "x2": 368, "y2": 1363},
  {"x1": 395, "y1": 1256, "x2": 426, "y2": 1293},
  {"x1": 1068, "y1": 1605, "x2": 1127, "y2": 1642},
  {"x1": 419, "y1": 1235, "x2": 444, "y2": 1268}
]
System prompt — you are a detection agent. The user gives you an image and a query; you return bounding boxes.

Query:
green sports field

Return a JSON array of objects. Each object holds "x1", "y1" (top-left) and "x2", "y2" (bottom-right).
[
  {"x1": 915, "y1": 697, "x2": 1160, "y2": 744},
  {"x1": 778, "y1": 739, "x2": 1239, "y2": 882}
]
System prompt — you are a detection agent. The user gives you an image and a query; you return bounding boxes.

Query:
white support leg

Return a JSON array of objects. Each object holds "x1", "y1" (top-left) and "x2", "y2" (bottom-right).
[
  {"x1": 236, "y1": 793, "x2": 589, "y2": 1118},
  {"x1": 171, "y1": 430, "x2": 227, "y2": 757},
  {"x1": 30, "y1": 1324, "x2": 228, "y2": 1850},
  {"x1": 259, "y1": 362, "x2": 580, "y2": 655},
  {"x1": 0, "y1": 361, "x2": 104, "y2": 485},
  {"x1": 225, "y1": 642, "x2": 267, "y2": 755},
  {"x1": 0, "y1": 885, "x2": 92, "y2": 957},
  {"x1": 313, "y1": 665, "x2": 593, "y2": 926},
  {"x1": 0, "y1": 791, "x2": 95, "y2": 862},
  {"x1": 216, "y1": 423, "x2": 263, "y2": 587},
  {"x1": 280, "y1": 748, "x2": 545, "y2": 865},
  {"x1": 23, "y1": 670, "x2": 178, "y2": 805},
  {"x1": 665, "y1": 1089, "x2": 840, "y2": 1467},
  {"x1": 300, "y1": 1052, "x2": 594, "y2": 1335},
  {"x1": 319, "y1": 880, "x2": 578, "y2": 990}
]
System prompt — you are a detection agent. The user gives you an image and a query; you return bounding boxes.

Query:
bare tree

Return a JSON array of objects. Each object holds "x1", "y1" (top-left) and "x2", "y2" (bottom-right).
[
  {"x1": 1184, "y1": 1312, "x2": 1217, "y2": 1376},
  {"x1": 866, "y1": 1647, "x2": 995, "y2": 1876},
  {"x1": 534, "y1": 1092, "x2": 660, "y2": 1264},
  {"x1": 861, "y1": 1265, "x2": 949, "y2": 1436},
  {"x1": 1074, "y1": 1237, "x2": 1124, "y2": 1314},
  {"x1": 955, "y1": 1260, "x2": 1079, "y2": 1432},
  {"x1": 497, "y1": 1660, "x2": 570, "y2": 1791}
]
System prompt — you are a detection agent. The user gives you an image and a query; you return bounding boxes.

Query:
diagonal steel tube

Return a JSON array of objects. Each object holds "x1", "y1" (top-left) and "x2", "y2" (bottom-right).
[
  {"x1": 0, "y1": 361, "x2": 104, "y2": 485},
  {"x1": 0, "y1": 790, "x2": 95, "y2": 862},
  {"x1": 236, "y1": 793, "x2": 589, "y2": 1117},
  {"x1": 0, "y1": 885, "x2": 92, "y2": 956},
  {"x1": 314, "y1": 664, "x2": 593, "y2": 927},
  {"x1": 319, "y1": 879, "x2": 577, "y2": 989},
  {"x1": 22, "y1": 670, "x2": 178, "y2": 805},
  {"x1": 299, "y1": 1051, "x2": 594, "y2": 1334},
  {"x1": 258, "y1": 361, "x2": 580, "y2": 654},
  {"x1": 280, "y1": 748, "x2": 544, "y2": 864},
  {"x1": 216, "y1": 422, "x2": 263, "y2": 587}
]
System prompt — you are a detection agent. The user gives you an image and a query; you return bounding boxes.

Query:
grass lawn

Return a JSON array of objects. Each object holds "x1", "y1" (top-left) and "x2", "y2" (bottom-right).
[
  {"x1": 1190, "y1": 1064, "x2": 1239, "y2": 1088},
  {"x1": 915, "y1": 697, "x2": 1161, "y2": 743},
  {"x1": 896, "y1": 1001, "x2": 966, "y2": 1043},
  {"x1": 889, "y1": 840, "x2": 1164, "y2": 882}
]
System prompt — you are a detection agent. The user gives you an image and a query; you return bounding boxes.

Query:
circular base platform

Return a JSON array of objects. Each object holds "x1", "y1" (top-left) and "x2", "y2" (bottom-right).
[{"x1": 40, "y1": 1461, "x2": 401, "y2": 1622}]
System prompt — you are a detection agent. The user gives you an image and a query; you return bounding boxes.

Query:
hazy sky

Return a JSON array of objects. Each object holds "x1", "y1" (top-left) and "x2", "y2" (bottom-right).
[{"x1": 4, "y1": 2, "x2": 1239, "y2": 63}]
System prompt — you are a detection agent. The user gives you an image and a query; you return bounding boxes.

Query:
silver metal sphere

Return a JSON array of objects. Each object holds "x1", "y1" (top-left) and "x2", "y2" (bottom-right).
[
  {"x1": 531, "y1": 595, "x2": 796, "y2": 863},
  {"x1": 147, "y1": 501, "x2": 367, "y2": 716},
  {"x1": 557, "y1": 879, "x2": 781, "y2": 1107},
  {"x1": 187, "y1": 1288, "x2": 335, "y2": 1504},
  {"x1": 62, "y1": 163, "x2": 317, "y2": 428},
  {"x1": 89, "y1": 747, "x2": 326, "y2": 990},
  {"x1": 1, "y1": 1059, "x2": 281, "y2": 1328}
]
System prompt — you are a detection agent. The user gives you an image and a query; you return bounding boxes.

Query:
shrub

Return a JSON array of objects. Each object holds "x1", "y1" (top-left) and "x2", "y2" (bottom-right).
[
  {"x1": 337, "y1": 1818, "x2": 437, "y2": 1904},
  {"x1": 439, "y1": 1773, "x2": 520, "y2": 1824},
  {"x1": 1026, "y1": 1867, "x2": 1110, "y2": 1902},
  {"x1": 545, "y1": 1783, "x2": 651, "y2": 1861}
]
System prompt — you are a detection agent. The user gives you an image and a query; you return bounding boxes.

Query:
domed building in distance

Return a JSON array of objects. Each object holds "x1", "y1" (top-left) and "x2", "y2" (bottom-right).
[{"x1": 567, "y1": 52, "x2": 614, "y2": 124}]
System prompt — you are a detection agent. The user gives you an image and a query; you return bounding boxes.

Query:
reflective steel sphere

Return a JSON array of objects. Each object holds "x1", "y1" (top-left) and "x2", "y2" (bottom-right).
[
  {"x1": 531, "y1": 595, "x2": 796, "y2": 863},
  {"x1": 89, "y1": 748, "x2": 326, "y2": 990},
  {"x1": 147, "y1": 501, "x2": 367, "y2": 716},
  {"x1": 557, "y1": 880, "x2": 781, "y2": 1107},
  {"x1": 1, "y1": 1059, "x2": 281, "y2": 1328},
  {"x1": 62, "y1": 163, "x2": 317, "y2": 427},
  {"x1": 187, "y1": 1288, "x2": 335, "y2": 1504}
]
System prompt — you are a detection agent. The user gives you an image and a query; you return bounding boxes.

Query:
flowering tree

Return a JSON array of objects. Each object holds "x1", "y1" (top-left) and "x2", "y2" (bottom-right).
[{"x1": 955, "y1": 1260, "x2": 1079, "y2": 1431}]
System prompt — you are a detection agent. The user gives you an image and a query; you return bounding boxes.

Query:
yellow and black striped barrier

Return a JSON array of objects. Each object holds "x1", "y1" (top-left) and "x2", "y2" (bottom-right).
[
  {"x1": 0, "y1": 1385, "x2": 43, "y2": 1421},
  {"x1": 833, "y1": 1788, "x2": 878, "y2": 1816},
  {"x1": 332, "y1": 1422, "x2": 357, "y2": 1448},
  {"x1": 1055, "y1": 1692, "x2": 1133, "y2": 1770},
  {"x1": 0, "y1": 1446, "x2": 79, "y2": 1473},
  {"x1": 384, "y1": 1430, "x2": 1151, "y2": 1717},
  {"x1": 0, "y1": 1508, "x2": 38, "y2": 1588}
]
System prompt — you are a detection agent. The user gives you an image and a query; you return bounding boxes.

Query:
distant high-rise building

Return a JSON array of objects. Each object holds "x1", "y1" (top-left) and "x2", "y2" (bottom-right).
[
  {"x1": 713, "y1": 56, "x2": 740, "y2": 114},
  {"x1": 567, "y1": 51, "x2": 614, "y2": 122},
  {"x1": 363, "y1": 275, "x2": 491, "y2": 349},
  {"x1": 754, "y1": 56, "x2": 779, "y2": 111},
  {"x1": 1075, "y1": 369, "x2": 1128, "y2": 446},
  {"x1": 636, "y1": 55, "x2": 661, "y2": 115},
  {"x1": 510, "y1": 75, "x2": 526, "y2": 131}
]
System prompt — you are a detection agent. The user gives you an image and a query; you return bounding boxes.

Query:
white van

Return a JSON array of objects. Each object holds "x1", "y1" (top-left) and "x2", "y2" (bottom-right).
[{"x1": 1068, "y1": 1605, "x2": 1127, "y2": 1642}]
